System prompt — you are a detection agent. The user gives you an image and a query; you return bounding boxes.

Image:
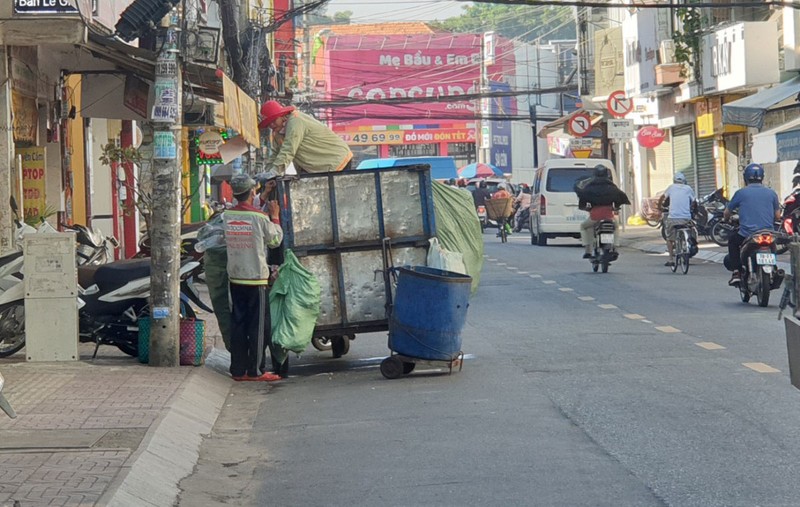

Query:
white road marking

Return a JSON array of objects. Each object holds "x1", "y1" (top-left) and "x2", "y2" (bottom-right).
[
  {"x1": 529, "y1": 274, "x2": 542, "y2": 279},
  {"x1": 598, "y1": 304, "x2": 618, "y2": 309},
  {"x1": 624, "y1": 314, "x2": 645, "y2": 320},
  {"x1": 559, "y1": 288, "x2": 574, "y2": 292},
  {"x1": 487, "y1": 258, "x2": 497, "y2": 261},
  {"x1": 497, "y1": 262, "x2": 507, "y2": 266},
  {"x1": 506, "y1": 266, "x2": 518, "y2": 270},
  {"x1": 542, "y1": 280, "x2": 557, "y2": 284},
  {"x1": 696, "y1": 342, "x2": 725, "y2": 350},
  {"x1": 742, "y1": 362, "x2": 780, "y2": 373},
  {"x1": 655, "y1": 326, "x2": 681, "y2": 333},
  {"x1": 578, "y1": 296, "x2": 595, "y2": 301},
  {"x1": 517, "y1": 271, "x2": 529, "y2": 274},
  {"x1": 642, "y1": 319, "x2": 652, "y2": 323}
]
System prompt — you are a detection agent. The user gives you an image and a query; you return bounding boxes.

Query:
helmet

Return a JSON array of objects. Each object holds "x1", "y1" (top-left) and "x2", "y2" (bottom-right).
[
  {"x1": 593, "y1": 165, "x2": 610, "y2": 179},
  {"x1": 743, "y1": 163, "x2": 765, "y2": 184},
  {"x1": 673, "y1": 172, "x2": 687, "y2": 184}
]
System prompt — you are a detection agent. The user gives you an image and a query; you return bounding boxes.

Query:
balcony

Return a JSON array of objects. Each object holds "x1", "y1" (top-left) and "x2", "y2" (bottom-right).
[{"x1": 655, "y1": 63, "x2": 685, "y2": 86}]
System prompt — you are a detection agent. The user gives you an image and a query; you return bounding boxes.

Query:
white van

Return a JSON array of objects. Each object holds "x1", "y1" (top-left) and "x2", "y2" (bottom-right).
[{"x1": 529, "y1": 158, "x2": 615, "y2": 246}]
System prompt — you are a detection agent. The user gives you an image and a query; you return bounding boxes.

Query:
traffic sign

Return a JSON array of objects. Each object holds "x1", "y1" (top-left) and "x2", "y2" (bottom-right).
[
  {"x1": 607, "y1": 90, "x2": 633, "y2": 118},
  {"x1": 572, "y1": 149, "x2": 592, "y2": 158},
  {"x1": 567, "y1": 112, "x2": 592, "y2": 138},
  {"x1": 608, "y1": 118, "x2": 635, "y2": 140}
]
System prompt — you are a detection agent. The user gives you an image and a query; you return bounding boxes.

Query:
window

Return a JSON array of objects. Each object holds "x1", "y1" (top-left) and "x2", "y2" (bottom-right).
[{"x1": 546, "y1": 168, "x2": 595, "y2": 192}]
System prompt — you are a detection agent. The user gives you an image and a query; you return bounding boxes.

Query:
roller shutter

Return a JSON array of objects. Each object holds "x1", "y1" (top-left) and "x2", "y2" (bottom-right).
[
  {"x1": 672, "y1": 124, "x2": 696, "y2": 191},
  {"x1": 695, "y1": 137, "x2": 716, "y2": 196}
]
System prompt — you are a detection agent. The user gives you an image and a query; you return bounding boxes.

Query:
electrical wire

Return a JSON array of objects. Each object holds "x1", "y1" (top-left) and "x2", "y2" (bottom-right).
[{"x1": 463, "y1": 0, "x2": 800, "y2": 8}]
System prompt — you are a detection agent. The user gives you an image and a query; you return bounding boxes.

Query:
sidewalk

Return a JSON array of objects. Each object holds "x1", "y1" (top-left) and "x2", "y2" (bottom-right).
[{"x1": 0, "y1": 328, "x2": 232, "y2": 507}]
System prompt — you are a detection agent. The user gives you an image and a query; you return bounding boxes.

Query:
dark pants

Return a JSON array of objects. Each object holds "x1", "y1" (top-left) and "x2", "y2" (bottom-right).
[
  {"x1": 728, "y1": 233, "x2": 745, "y2": 272},
  {"x1": 228, "y1": 283, "x2": 288, "y2": 377}
]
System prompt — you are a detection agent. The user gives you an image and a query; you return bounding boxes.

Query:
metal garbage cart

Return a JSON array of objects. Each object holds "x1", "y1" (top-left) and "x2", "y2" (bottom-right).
[{"x1": 276, "y1": 165, "x2": 436, "y2": 357}]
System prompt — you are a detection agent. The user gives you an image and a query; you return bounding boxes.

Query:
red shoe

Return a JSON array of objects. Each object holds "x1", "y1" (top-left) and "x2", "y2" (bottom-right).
[{"x1": 233, "y1": 372, "x2": 282, "y2": 382}]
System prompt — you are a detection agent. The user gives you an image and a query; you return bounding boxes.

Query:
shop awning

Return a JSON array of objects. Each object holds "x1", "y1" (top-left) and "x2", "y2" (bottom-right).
[
  {"x1": 751, "y1": 117, "x2": 800, "y2": 163},
  {"x1": 722, "y1": 76, "x2": 800, "y2": 129}
]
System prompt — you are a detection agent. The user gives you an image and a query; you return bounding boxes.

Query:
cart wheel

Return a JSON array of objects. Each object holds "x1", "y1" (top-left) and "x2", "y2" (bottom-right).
[
  {"x1": 311, "y1": 336, "x2": 332, "y2": 351},
  {"x1": 331, "y1": 335, "x2": 350, "y2": 358},
  {"x1": 380, "y1": 356, "x2": 404, "y2": 379},
  {"x1": 403, "y1": 362, "x2": 416, "y2": 374}
]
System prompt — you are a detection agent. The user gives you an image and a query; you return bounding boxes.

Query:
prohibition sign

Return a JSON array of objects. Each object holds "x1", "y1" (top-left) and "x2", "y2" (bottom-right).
[
  {"x1": 567, "y1": 112, "x2": 592, "y2": 138},
  {"x1": 607, "y1": 90, "x2": 633, "y2": 118}
]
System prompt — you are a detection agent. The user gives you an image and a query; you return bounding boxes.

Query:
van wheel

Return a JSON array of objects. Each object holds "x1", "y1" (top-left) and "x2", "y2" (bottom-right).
[{"x1": 536, "y1": 225, "x2": 547, "y2": 246}]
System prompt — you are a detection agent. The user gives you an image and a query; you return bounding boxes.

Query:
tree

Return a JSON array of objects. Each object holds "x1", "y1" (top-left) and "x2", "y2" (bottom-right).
[{"x1": 431, "y1": 4, "x2": 575, "y2": 42}]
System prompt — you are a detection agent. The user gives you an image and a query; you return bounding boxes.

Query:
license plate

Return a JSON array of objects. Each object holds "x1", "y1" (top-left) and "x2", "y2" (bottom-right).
[
  {"x1": 600, "y1": 233, "x2": 614, "y2": 243},
  {"x1": 756, "y1": 253, "x2": 777, "y2": 265}
]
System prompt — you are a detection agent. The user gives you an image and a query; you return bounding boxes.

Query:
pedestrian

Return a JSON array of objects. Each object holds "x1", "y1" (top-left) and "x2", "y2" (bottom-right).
[
  {"x1": 259, "y1": 100, "x2": 353, "y2": 175},
  {"x1": 223, "y1": 174, "x2": 285, "y2": 381}
]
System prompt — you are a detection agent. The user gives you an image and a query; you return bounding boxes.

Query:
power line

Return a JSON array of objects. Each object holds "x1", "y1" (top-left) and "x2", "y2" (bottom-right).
[{"x1": 462, "y1": 0, "x2": 800, "y2": 8}]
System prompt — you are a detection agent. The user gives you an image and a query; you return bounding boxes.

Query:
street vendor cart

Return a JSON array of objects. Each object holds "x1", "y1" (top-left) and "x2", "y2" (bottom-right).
[{"x1": 276, "y1": 165, "x2": 437, "y2": 357}]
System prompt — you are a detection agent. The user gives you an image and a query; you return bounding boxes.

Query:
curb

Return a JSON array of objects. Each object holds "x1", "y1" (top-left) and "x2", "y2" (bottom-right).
[{"x1": 102, "y1": 367, "x2": 230, "y2": 507}]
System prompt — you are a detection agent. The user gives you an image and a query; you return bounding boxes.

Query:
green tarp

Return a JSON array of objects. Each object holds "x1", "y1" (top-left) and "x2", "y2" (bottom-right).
[
  {"x1": 270, "y1": 250, "x2": 321, "y2": 358},
  {"x1": 431, "y1": 181, "x2": 484, "y2": 295},
  {"x1": 202, "y1": 247, "x2": 231, "y2": 351}
]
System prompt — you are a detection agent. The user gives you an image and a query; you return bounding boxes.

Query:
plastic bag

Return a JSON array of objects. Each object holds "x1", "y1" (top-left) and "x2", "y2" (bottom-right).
[
  {"x1": 427, "y1": 237, "x2": 467, "y2": 275},
  {"x1": 269, "y1": 250, "x2": 321, "y2": 354},
  {"x1": 194, "y1": 214, "x2": 225, "y2": 253}
]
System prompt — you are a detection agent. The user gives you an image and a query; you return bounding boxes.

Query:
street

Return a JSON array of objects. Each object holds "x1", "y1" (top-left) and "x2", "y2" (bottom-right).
[{"x1": 179, "y1": 232, "x2": 800, "y2": 507}]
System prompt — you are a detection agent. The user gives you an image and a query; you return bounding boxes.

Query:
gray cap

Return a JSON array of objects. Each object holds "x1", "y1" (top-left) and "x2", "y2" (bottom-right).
[{"x1": 230, "y1": 174, "x2": 256, "y2": 194}]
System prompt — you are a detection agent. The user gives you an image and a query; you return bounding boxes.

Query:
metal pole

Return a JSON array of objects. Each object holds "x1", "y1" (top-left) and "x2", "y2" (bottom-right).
[
  {"x1": 617, "y1": 139, "x2": 626, "y2": 232},
  {"x1": 149, "y1": 8, "x2": 183, "y2": 367}
]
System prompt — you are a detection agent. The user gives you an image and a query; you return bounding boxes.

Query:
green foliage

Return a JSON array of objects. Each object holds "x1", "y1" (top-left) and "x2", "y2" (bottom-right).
[
  {"x1": 332, "y1": 10, "x2": 352, "y2": 24},
  {"x1": 24, "y1": 204, "x2": 58, "y2": 227},
  {"x1": 99, "y1": 141, "x2": 142, "y2": 167},
  {"x1": 672, "y1": 6, "x2": 702, "y2": 78},
  {"x1": 431, "y1": 4, "x2": 575, "y2": 42}
]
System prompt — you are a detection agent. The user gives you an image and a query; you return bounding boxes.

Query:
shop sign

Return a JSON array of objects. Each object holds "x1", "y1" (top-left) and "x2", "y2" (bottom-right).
[
  {"x1": 594, "y1": 27, "x2": 624, "y2": 98},
  {"x1": 17, "y1": 147, "x2": 47, "y2": 220},
  {"x1": 777, "y1": 129, "x2": 800, "y2": 163},
  {"x1": 701, "y1": 23, "x2": 779, "y2": 94},
  {"x1": 14, "y1": 0, "x2": 79, "y2": 14},
  {"x1": 123, "y1": 76, "x2": 149, "y2": 119},
  {"x1": 623, "y1": 8, "x2": 659, "y2": 96},
  {"x1": 338, "y1": 128, "x2": 475, "y2": 146},
  {"x1": 11, "y1": 91, "x2": 37, "y2": 143},
  {"x1": 198, "y1": 131, "x2": 224, "y2": 156},
  {"x1": 547, "y1": 135, "x2": 571, "y2": 156},
  {"x1": 636, "y1": 126, "x2": 666, "y2": 148}
]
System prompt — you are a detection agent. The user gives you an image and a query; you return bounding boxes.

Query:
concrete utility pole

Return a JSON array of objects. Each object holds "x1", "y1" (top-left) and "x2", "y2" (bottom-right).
[
  {"x1": 0, "y1": 48, "x2": 15, "y2": 255},
  {"x1": 148, "y1": 8, "x2": 184, "y2": 367}
]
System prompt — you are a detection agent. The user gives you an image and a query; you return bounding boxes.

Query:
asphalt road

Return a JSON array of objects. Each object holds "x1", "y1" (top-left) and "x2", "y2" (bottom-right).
[{"x1": 182, "y1": 234, "x2": 800, "y2": 507}]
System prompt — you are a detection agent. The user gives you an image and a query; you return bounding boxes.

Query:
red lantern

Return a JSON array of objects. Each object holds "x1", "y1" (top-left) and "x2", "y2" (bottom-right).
[{"x1": 637, "y1": 126, "x2": 666, "y2": 149}]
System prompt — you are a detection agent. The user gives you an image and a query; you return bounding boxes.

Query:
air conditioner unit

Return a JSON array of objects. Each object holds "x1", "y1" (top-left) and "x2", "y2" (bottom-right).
[{"x1": 659, "y1": 40, "x2": 676, "y2": 64}]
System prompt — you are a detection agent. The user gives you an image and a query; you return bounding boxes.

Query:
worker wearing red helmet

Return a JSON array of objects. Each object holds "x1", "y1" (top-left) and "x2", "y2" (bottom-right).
[{"x1": 259, "y1": 100, "x2": 353, "y2": 175}]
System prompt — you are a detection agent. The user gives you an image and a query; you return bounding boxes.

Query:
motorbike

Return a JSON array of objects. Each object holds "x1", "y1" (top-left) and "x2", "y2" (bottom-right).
[
  {"x1": 63, "y1": 223, "x2": 119, "y2": 265},
  {"x1": 590, "y1": 219, "x2": 618, "y2": 273},
  {"x1": 136, "y1": 222, "x2": 206, "y2": 263},
  {"x1": 725, "y1": 228, "x2": 786, "y2": 307},
  {"x1": 0, "y1": 371, "x2": 15, "y2": 419},
  {"x1": 0, "y1": 257, "x2": 209, "y2": 358},
  {"x1": 476, "y1": 205, "x2": 488, "y2": 232},
  {"x1": 694, "y1": 188, "x2": 728, "y2": 243}
]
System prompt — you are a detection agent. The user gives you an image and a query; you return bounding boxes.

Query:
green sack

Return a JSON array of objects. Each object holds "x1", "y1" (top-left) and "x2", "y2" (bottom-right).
[
  {"x1": 269, "y1": 250, "x2": 321, "y2": 354},
  {"x1": 203, "y1": 246, "x2": 232, "y2": 351},
  {"x1": 431, "y1": 181, "x2": 484, "y2": 295}
]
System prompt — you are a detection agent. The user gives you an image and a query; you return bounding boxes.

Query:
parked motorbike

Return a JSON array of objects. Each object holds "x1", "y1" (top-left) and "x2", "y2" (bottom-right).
[
  {"x1": 590, "y1": 219, "x2": 618, "y2": 273},
  {"x1": 63, "y1": 223, "x2": 119, "y2": 265},
  {"x1": 725, "y1": 228, "x2": 786, "y2": 307},
  {"x1": 0, "y1": 371, "x2": 16, "y2": 419},
  {"x1": 694, "y1": 188, "x2": 728, "y2": 242},
  {"x1": 0, "y1": 258, "x2": 206, "y2": 358},
  {"x1": 136, "y1": 222, "x2": 206, "y2": 263}
]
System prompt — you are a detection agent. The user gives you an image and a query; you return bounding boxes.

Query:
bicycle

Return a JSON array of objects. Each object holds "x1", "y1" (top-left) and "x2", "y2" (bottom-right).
[
  {"x1": 670, "y1": 223, "x2": 695, "y2": 275},
  {"x1": 485, "y1": 198, "x2": 514, "y2": 244}
]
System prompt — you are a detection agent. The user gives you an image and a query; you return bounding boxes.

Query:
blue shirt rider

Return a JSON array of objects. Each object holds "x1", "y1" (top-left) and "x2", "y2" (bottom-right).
[{"x1": 723, "y1": 163, "x2": 781, "y2": 286}]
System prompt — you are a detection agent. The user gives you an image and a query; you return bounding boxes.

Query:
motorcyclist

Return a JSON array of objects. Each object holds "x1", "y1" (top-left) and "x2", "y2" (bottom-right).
[
  {"x1": 723, "y1": 163, "x2": 781, "y2": 286},
  {"x1": 576, "y1": 165, "x2": 630, "y2": 259},
  {"x1": 513, "y1": 186, "x2": 532, "y2": 233},
  {"x1": 658, "y1": 172, "x2": 697, "y2": 267}
]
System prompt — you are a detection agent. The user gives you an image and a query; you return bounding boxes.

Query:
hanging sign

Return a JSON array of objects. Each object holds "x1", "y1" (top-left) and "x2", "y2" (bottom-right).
[
  {"x1": 636, "y1": 126, "x2": 667, "y2": 148},
  {"x1": 606, "y1": 90, "x2": 633, "y2": 118},
  {"x1": 608, "y1": 118, "x2": 635, "y2": 140},
  {"x1": 17, "y1": 147, "x2": 47, "y2": 220},
  {"x1": 198, "y1": 131, "x2": 224, "y2": 156},
  {"x1": 567, "y1": 112, "x2": 592, "y2": 138}
]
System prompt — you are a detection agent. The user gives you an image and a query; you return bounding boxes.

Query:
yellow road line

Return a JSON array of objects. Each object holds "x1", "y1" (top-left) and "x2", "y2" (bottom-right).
[
  {"x1": 742, "y1": 362, "x2": 780, "y2": 373},
  {"x1": 696, "y1": 342, "x2": 725, "y2": 350}
]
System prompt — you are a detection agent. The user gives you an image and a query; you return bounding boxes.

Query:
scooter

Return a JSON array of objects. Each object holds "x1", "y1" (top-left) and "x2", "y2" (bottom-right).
[
  {"x1": 0, "y1": 257, "x2": 208, "y2": 358},
  {"x1": 63, "y1": 223, "x2": 119, "y2": 265},
  {"x1": 0, "y1": 371, "x2": 15, "y2": 419},
  {"x1": 590, "y1": 220, "x2": 618, "y2": 273},
  {"x1": 725, "y1": 228, "x2": 786, "y2": 307}
]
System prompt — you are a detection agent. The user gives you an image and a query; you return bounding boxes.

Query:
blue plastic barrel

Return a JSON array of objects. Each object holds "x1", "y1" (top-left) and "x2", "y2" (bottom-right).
[{"x1": 388, "y1": 266, "x2": 472, "y2": 361}]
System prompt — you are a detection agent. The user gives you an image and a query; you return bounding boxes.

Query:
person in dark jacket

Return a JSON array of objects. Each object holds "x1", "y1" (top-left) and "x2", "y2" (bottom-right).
[
  {"x1": 472, "y1": 181, "x2": 491, "y2": 208},
  {"x1": 576, "y1": 165, "x2": 630, "y2": 258}
]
